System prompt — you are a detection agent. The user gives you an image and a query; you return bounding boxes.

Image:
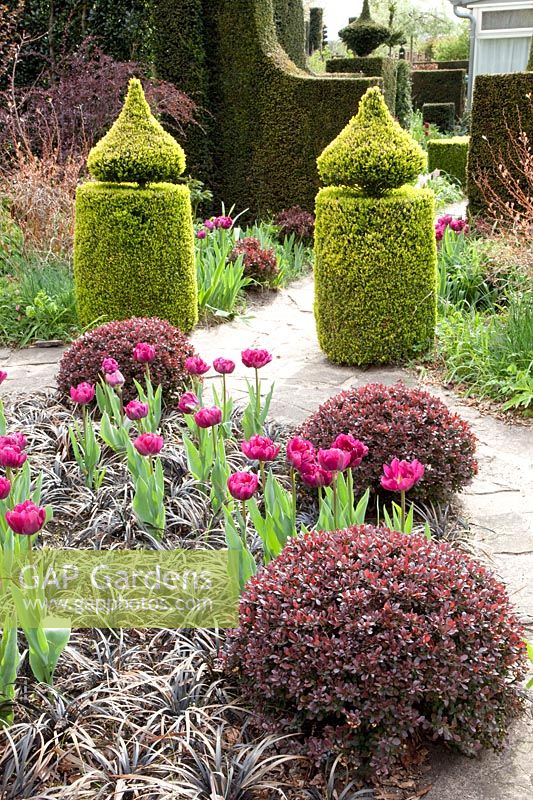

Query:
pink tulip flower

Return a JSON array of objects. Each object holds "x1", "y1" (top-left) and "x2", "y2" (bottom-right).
[
  {"x1": 125, "y1": 400, "x2": 149, "y2": 421},
  {"x1": 204, "y1": 219, "x2": 216, "y2": 231},
  {"x1": 0, "y1": 446, "x2": 27, "y2": 470},
  {"x1": 227, "y1": 471, "x2": 259, "y2": 501},
  {"x1": 105, "y1": 370, "x2": 125, "y2": 388},
  {"x1": 133, "y1": 342, "x2": 156, "y2": 363},
  {"x1": 101, "y1": 357, "x2": 119, "y2": 374},
  {"x1": 317, "y1": 448, "x2": 351, "y2": 473},
  {"x1": 133, "y1": 433, "x2": 164, "y2": 457},
  {"x1": 70, "y1": 382, "x2": 95, "y2": 405},
  {"x1": 0, "y1": 371, "x2": 7, "y2": 384},
  {"x1": 241, "y1": 349, "x2": 272, "y2": 369},
  {"x1": 196, "y1": 228, "x2": 207, "y2": 239},
  {"x1": 286, "y1": 436, "x2": 315, "y2": 470},
  {"x1": 6, "y1": 499, "x2": 46, "y2": 535},
  {"x1": 0, "y1": 434, "x2": 27, "y2": 451},
  {"x1": 185, "y1": 356, "x2": 210, "y2": 375},
  {"x1": 214, "y1": 215, "x2": 233, "y2": 229},
  {"x1": 380, "y1": 458, "x2": 425, "y2": 493},
  {"x1": 194, "y1": 406, "x2": 222, "y2": 428},
  {"x1": 213, "y1": 357, "x2": 235, "y2": 375},
  {"x1": 299, "y1": 463, "x2": 333, "y2": 488},
  {"x1": 177, "y1": 392, "x2": 199, "y2": 414},
  {"x1": 0, "y1": 477, "x2": 11, "y2": 500},
  {"x1": 241, "y1": 435, "x2": 280, "y2": 462},
  {"x1": 332, "y1": 434, "x2": 368, "y2": 469}
]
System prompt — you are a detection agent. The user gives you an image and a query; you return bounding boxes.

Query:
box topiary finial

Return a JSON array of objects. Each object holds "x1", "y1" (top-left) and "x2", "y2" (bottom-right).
[
  {"x1": 87, "y1": 78, "x2": 186, "y2": 184},
  {"x1": 317, "y1": 86, "x2": 427, "y2": 196}
]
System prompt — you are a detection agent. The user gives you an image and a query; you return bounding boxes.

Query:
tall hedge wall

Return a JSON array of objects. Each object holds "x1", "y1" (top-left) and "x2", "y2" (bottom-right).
[
  {"x1": 325, "y1": 57, "x2": 397, "y2": 113},
  {"x1": 309, "y1": 7, "x2": 323, "y2": 54},
  {"x1": 273, "y1": 0, "x2": 307, "y2": 69},
  {"x1": 205, "y1": 0, "x2": 380, "y2": 216},
  {"x1": 153, "y1": 0, "x2": 377, "y2": 216},
  {"x1": 152, "y1": 0, "x2": 213, "y2": 182},
  {"x1": 467, "y1": 73, "x2": 533, "y2": 217},
  {"x1": 412, "y1": 69, "x2": 466, "y2": 117}
]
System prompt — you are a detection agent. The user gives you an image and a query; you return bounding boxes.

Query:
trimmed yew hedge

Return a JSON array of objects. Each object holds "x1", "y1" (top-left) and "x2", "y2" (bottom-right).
[
  {"x1": 152, "y1": 0, "x2": 213, "y2": 182},
  {"x1": 428, "y1": 135, "x2": 469, "y2": 186},
  {"x1": 326, "y1": 56, "x2": 397, "y2": 113},
  {"x1": 467, "y1": 73, "x2": 533, "y2": 217},
  {"x1": 153, "y1": 0, "x2": 379, "y2": 215},
  {"x1": 395, "y1": 59, "x2": 412, "y2": 127},
  {"x1": 314, "y1": 185, "x2": 437, "y2": 365},
  {"x1": 273, "y1": 0, "x2": 307, "y2": 68},
  {"x1": 308, "y1": 6, "x2": 323, "y2": 54},
  {"x1": 74, "y1": 182, "x2": 197, "y2": 331},
  {"x1": 423, "y1": 102, "x2": 455, "y2": 132},
  {"x1": 412, "y1": 68, "x2": 466, "y2": 117}
]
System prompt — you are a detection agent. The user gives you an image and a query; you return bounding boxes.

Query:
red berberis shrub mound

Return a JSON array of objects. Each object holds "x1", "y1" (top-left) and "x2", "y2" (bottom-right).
[
  {"x1": 298, "y1": 383, "x2": 478, "y2": 503},
  {"x1": 57, "y1": 317, "x2": 196, "y2": 404},
  {"x1": 274, "y1": 205, "x2": 315, "y2": 241},
  {"x1": 225, "y1": 525, "x2": 526, "y2": 776}
]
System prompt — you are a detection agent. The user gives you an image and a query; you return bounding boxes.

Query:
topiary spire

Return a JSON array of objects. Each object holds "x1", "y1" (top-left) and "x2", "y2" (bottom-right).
[
  {"x1": 317, "y1": 86, "x2": 427, "y2": 196},
  {"x1": 339, "y1": 1, "x2": 390, "y2": 56},
  {"x1": 87, "y1": 78, "x2": 186, "y2": 184}
]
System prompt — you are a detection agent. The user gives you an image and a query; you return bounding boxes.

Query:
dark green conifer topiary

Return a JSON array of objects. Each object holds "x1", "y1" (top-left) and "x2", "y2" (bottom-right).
[
  {"x1": 87, "y1": 78, "x2": 186, "y2": 184},
  {"x1": 339, "y1": 0, "x2": 390, "y2": 58},
  {"x1": 317, "y1": 86, "x2": 426, "y2": 196}
]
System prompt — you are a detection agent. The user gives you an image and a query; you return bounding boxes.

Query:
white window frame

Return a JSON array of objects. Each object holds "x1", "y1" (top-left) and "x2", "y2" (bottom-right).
[{"x1": 471, "y1": 1, "x2": 533, "y2": 39}]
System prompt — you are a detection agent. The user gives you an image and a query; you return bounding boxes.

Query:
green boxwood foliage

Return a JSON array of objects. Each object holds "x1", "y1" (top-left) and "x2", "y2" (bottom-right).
[
  {"x1": 412, "y1": 69, "x2": 466, "y2": 117},
  {"x1": 74, "y1": 182, "x2": 198, "y2": 331},
  {"x1": 87, "y1": 79, "x2": 186, "y2": 184},
  {"x1": 395, "y1": 59, "x2": 413, "y2": 127},
  {"x1": 314, "y1": 186, "x2": 437, "y2": 364},
  {"x1": 326, "y1": 57, "x2": 397, "y2": 113},
  {"x1": 428, "y1": 135, "x2": 469, "y2": 186},
  {"x1": 317, "y1": 87, "x2": 426, "y2": 195},
  {"x1": 273, "y1": 0, "x2": 307, "y2": 69},
  {"x1": 339, "y1": 0, "x2": 389, "y2": 58},
  {"x1": 467, "y1": 73, "x2": 533, "y2": 217},
  {"x1": 422, "y1": 102, "x2": 455, "y2": 132}
]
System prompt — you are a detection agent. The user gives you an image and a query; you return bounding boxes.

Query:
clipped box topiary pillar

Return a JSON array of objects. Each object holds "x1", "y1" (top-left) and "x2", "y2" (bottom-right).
[
  {"x1": 314, "y1": 87, "x2": 437, "y2": 365},
  {"x1": 74, "y1": 78, "x2": 198, "y2": 331}
]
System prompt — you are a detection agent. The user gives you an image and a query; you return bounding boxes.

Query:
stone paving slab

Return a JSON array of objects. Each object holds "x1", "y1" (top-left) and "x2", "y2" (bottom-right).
[{"x1": 0, "y1": 275, "x2": 532, "y2": 798}]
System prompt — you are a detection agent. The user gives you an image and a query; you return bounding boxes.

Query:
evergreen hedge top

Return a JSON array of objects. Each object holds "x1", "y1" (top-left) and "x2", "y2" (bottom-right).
[
  {"x1": 339, "y1": 0, "x2": 389, "y2": 57},
  {"x1": 87, "y1": 78, "x2": 186, "y2": 184},
  {"x1": 317, "y1": 87, "x2": 426, "y2": 196}
]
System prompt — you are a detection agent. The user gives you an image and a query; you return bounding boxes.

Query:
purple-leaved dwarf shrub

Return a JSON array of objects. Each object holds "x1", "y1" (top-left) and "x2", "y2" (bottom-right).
[
  {"x1": 58, "y1": 317, "x2": 195, "y2": 404},
  {"x1": 298, "y1": 383, "x2": 478, "y2": 503},
  {"x1": 226, "y1": 524, "x2": 527, "y2": 775}
]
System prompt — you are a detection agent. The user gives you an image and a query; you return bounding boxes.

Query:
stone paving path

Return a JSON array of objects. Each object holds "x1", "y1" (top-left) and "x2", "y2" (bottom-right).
[{"x1": 1, "y1": 275, "x2": 532, "y2": 799}]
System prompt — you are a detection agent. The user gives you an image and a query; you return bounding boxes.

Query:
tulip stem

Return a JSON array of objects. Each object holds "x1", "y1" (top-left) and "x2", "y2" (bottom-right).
[
  {"x1": 254, "y1": 368, "x2": 260, "y2": 431},
  {"x1": 222, "y1": 374, "x2": 227, "y2": 416},
  {"x1": 290, "y1": 468, "x2": 297, "y2": 524},
  {"x1": 240, "y1": 500, "x2": 247, "y2": 545},
  {"x1": 347, "y1": 467, "x2": 354, "y2": 515},
  {"x1": 401, "y1": 490, "x2": 406, "y2": 531},
  {"x1": 259, "y1": 461, "x2": 266, "y2": 489},
  {"x1": 333, "y1": 474, "x2": 339, "y2": 530}
]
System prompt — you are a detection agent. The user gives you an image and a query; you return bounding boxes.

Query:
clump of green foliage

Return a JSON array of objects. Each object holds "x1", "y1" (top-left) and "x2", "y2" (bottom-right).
[
  {"x1": 339, "y1": 0, "x2": 390, "y2": 57},
  {"x1": 87, "y1": 78, "x2": 186, "y2": 184},
  {"x1": 317, "y1": 87, "x2": 426, "y2": 195}
]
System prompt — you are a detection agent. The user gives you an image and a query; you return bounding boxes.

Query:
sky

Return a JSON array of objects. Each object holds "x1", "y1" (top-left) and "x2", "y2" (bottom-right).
[{"x1": 318, "y1": 0, "x2": 456, "y2": 39}]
